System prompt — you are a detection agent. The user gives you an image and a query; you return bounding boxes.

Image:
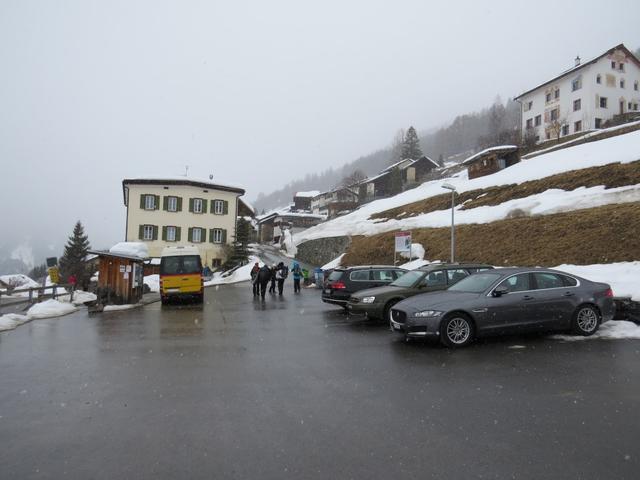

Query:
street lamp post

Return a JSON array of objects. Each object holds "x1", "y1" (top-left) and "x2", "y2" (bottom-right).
[{"x1": 441, "y1": 183, "x2": 456, "y2": 263}]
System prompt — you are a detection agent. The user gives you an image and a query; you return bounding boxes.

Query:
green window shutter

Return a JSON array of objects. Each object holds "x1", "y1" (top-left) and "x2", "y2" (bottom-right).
[
  {"x1": 138, "y1": 225, "x2": 144, "y2": 240},
  {"x1": 201, "y1": 228, "x2": 207, "y2": 243},
  {"x1": 152, "y1": 225, "x2": 158, "y2": 240},
  {"x1": 209, "y1": 229, "x2": 214, "y2": 243},
  {"x1": 177, "y1": 197, "x2": 183, "y2": 212},
  {"x1": 140, "y1": 194, "x2": 145, "y2": 209},
  {"x1": 188, "y1": 227, "x2": 193, "y2": 242},
  {"x1": 162, "y1": 226, "x2": 167, "y2": 241},
  {"x1": 222, "y1": 229, "x2": 227, "y2": 244},
  {"x1": 175, "y1": 227, "x2": 181, "y2": 242},
  {"x1": 223, "y1": 201, "x2": 229, "y2": 215},
  {"x1": 210, "y1": 200, "x2": 215, "y2": 214},
  {"x1": 189, "y1": 198, "x2": 194, "y2": 213},
  {"x1": 202, "y1": 199, "x2": 208, "y2": 214},
  {"x1": 154, "y1": 195, "x2": 160, "y2": 210},
  {"x1": 163, "y1": 196, "x2": 168, "y2": 211}
]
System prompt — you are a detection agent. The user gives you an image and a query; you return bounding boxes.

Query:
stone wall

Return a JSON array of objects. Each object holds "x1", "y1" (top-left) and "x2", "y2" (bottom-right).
[{"x1": 296, "y1": 236, "x2": 351, "y2": 268}]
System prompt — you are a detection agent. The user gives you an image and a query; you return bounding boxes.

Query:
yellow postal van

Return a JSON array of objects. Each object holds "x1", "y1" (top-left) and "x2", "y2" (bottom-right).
[{"x1": 159, "y1": 246, "x2": 203, "y2": 304}]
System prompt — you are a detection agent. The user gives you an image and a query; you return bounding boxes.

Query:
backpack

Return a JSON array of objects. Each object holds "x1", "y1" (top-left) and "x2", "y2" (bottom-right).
[{"x1": 281, "y1": 266, "x2": 289, "y2": 278}]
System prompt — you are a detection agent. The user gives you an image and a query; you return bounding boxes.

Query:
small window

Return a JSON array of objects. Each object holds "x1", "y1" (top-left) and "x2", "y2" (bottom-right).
[
  {"x1": 571, "y1": 78, "x2": 581, "y2": 91},
  {"x1": 573, "y1": 99, "x2": 581, "y2": 111},
  {"x1": 560, "y1": 275, "x2": 578, "y2": 287},
  {"x1": 533, "y1": 273, "x2": 564, "y2": 290},
  {"x1": 596, "y1": 74, "x2": 601, "y2": 84},
  {"x1": 528, "y1": 101, "x2": 533, "y2": 110},
  {"x1": 143, "y1": 225, "x2": 154, "y2": 240},
  {"x1": 446, "y1": 269, "x2": 469, "y2": 285},
  {"x1": 629, "y1": 102, "x2": 632, "y2": 110},
  {"x1": 635, "y1": 81, "x2": 639, "y2": 91},
  {"x1": 166, "y1": 226, "x2": 176, "y2": 242},
  {"x1": 550, "y1": 108, "x2": 559, "y2": 121},
  {"x1": 193, "y1": 198, "x2": 204, "y2": 214},
  {"x1": 350, "y1": 270, "x2": 370, "y2": 281},
  {"x1": 554, "y1": 88, "x2": 560, "y2": 99},
  {"x1": 619, "y1": 62, "x2": 624, "y2": 71},
  {"x1": 595, "y1": 118, "x2": 602, "y2": 128},
  {"x1": 192, "y1": 228, "x2": 203, "y2": 243},
  {"x1": 144, "y1": 195, "x2": 155, "y2": 210},
  {"x1": 611, "y1": 61, "x2": 616, "y2": 69},
  {"x1": 534, "y1": 115, "x2": 541, "y2": 127},
  {"x1": 213, "y1": 200, "x2": 224, "y2": 215},
  {"x1": 372, "y1": 270, "x2": 395, "y2": 282},
  {"x1": 421, "y1": 270, "x2": 446, "y2": 287},
  {"x1": 545, "y1": 92, "x2": 552, "y2": 103},
  {"x1": 167, "y1": 196, "x2": 178, "y2": 212},
  {"x1": 600, "y1": 97, "x2": 608, "y2": 108},
  {"x1": 561, "y1": 125, "x2": 569, "y2": 136},
  {"x1": 526, "y1": 118, "x2": 533, "y2": 129},
  {"x1": 620, "y1": 79, "x2": 625, "y2": 88},
  {"x1": 574, "y1": 120, "x2": 582, "y2": 133},
  {"x1": 212, "y1": 228, "x2": 223, "y2": 244},
  {"x1": 634, "y1": 103, "x2": 639, "y2": 111},
  {"x1": 497, "y1": 273, "x2": 531, "y2": 293}
]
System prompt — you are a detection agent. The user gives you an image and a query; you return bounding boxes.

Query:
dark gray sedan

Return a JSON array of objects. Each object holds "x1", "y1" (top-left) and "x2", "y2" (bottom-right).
[{"x1": 390, "y1": 268, "x2": 615, "y2": 347}]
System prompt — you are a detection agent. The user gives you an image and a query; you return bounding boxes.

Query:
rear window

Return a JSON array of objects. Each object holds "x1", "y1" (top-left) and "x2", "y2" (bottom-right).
[
  {"x1": 160, "y1": 255, "x2": 202, "y2": 275},
  {"x1": 350, "y1": 270, "x2": 370, "y2": 281},
  {"x1": 328, "y1": 270, "x2": 344, "y2": 282}
]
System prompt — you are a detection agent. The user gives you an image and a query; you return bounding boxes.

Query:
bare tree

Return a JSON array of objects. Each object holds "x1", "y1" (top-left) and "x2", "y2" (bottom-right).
[
  {"x1": 389, "y1": 129, "x2": 405, "y2": 164},
  {"x1": 339, "y1": 169, "x2": 367, "y2": 200}
]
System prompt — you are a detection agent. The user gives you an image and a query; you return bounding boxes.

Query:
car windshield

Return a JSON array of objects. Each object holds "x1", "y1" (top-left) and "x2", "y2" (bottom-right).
[
  {"x1": 390, "y1": 270, "x2": 424, "y2": 287},
  {"x1": 447, "y1": 272, "x2": 502, "y2": 293}
]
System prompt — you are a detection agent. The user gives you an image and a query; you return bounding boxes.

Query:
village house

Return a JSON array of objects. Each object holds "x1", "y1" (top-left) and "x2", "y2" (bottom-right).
[
  {"x1": 463, "y1": 146, "x2": 520, "y2": 180},
  {"x1": 515, "y1": 44, "x2": 640, "y2": 144},
  {"x1": 122, "y1": 177, "x2": 245, "y2": 268},
  {"x1": 293, "y1": 191, "x2": 320, "y2": 212},
  {"x1": 310, "y1": 187, "x2": 359, "y2": 218},
  {"x1": 257, "y1": 207, "x2": 325, "y2": 244}
]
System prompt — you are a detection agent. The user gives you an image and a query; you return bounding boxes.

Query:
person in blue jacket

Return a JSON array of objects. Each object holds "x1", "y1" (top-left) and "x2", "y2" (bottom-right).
[{"x1": 291, "y1": 261, "x2": 302, "y2": 293}]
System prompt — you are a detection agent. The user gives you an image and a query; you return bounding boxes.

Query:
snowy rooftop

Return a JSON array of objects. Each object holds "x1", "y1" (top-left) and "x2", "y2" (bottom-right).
[
  {"x1": 123, "y1": 176, "x2": 245, "y2": 194},
  {"x1": 462, "y1": 145, "x2": 518, "y2": 165},
  {"x1": 88, "y1": 242, "x2": 150, "y2": 260},
  {"x1": 295, "y1": 190, "x2": 321, "y2": 198}
]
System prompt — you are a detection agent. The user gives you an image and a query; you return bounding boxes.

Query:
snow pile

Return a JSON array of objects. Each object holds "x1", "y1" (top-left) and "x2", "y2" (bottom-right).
[
  {"x1": 104, "y1": 304, "x2": 138, "y2": 312},
  {"x1": 109, "y1": 242, "x2": 149, "y2": 259},
  {"x1": 144, "y1": 274, "x2": 160, "y2": 293},
  {"x1": 57, "y1": 290, "x2": 97, "y2": 306},
  {"x1": 399, "y1": 259, "x2": 430, "y2": 270},
  {"x1": 0, "y1": 274, "x2": 40, "y2": 295},
  {"x1": 294, "y1": 129, "x2": 640, "y2": 244},
  {"x1": 551, "y1": 321, "x2": 640, "y2": 341},
  {"x1": 281, "y1": 229, "x2": 298, "y2": 257},
  {"x1": 322, "y1": 254, "x2": 345, "y2": 270},
  {"x1": 205, "y1": 256, "x2": 263, "y2": 286},
  {"x1": 0, "y1": 314, "x2": 31, "y2": 332},
  {"x1": 554, "y1": 262, "x2": 640, "y2": 301},
  {"x1": 400, "y1": 242, "x2": 425, "y2": 261},
  {"x1": 26, "y1": 299, "x2": 77, "y2": 320}
]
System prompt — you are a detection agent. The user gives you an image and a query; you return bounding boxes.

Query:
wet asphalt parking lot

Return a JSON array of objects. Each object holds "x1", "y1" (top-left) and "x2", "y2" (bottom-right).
[{"x1": 1, "y1": 282, "x2": 639, "y2": 479}]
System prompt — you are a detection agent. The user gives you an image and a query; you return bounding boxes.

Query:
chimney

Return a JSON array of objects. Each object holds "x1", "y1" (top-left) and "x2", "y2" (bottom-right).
[{"x1": 575, "y1": 55, "x2": 581, "y2": 67}]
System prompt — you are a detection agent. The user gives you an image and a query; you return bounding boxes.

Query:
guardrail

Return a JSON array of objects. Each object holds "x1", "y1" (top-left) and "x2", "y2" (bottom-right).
[{"x1": 0, "y1": 284, "x2": 76, "y2": 306}]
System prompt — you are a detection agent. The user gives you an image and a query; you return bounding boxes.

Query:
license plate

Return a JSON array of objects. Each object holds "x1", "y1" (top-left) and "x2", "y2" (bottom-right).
[
  {"x1": 167, "y1": 288, "x2": 180, "y2": 293},
  {"x1": 390, "y1": 319, "x2": 401, "y2": 331}
]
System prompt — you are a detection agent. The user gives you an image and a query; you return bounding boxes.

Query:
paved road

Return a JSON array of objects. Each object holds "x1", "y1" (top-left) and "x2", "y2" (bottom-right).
[{"x1": 1, "y1": 282, "x2": 639, "y2": 479}]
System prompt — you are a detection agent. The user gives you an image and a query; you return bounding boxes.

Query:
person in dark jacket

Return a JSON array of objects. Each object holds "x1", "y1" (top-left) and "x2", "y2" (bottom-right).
[
  {"x1": 268, "y1": 264, "x2": 277, "y2": 294},
  {"x1": 257, "y1": 264, "x2": 272, "y2": 299},
  {"x1": 250, "y1": 262, "x2": 260, "y2": 296},
  {"x1": 291, "y1": 261, "x2": 302, "y2": 293}
]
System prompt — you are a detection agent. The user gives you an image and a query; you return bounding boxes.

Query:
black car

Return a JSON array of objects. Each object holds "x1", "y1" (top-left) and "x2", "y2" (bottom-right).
[
  {"x1": 322, "y1": 266, "x2": 407, "y2": 309},
  {"x1": 347, "y1": 263, "x2": 493, "y2": 321},
  {"x1": 390, "y1": 267, "x2": 615, "y2": 347}
]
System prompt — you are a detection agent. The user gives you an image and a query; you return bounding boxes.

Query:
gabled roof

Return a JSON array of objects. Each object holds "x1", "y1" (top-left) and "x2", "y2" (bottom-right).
[
  {"x1": 515, "y1": 43, "x2": 640, "y2": 100},
  {"x1": 122, "y1": 177, "x2": 245, "y2": 197},
  {"x1": 416, "y1": 155, "x2": 440, "y2": 168},
  {"x1": 462, "y1": 145, "x2": 518, "y2": 166}
]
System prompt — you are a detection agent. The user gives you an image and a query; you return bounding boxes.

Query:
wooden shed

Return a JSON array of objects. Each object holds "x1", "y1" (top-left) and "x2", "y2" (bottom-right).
[
  {"x1": 89, "y1": 250, "x2": 147, "y2": 305},
  {"x1": 463, "y1": 145, "x2": 520, "y2": 180}
]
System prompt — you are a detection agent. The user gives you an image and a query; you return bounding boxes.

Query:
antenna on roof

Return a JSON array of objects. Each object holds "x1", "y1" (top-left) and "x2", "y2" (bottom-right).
[
  {"x1": 575, "y1": 55, "x2": 581, "y2": 67},
  {"x1": 184, "y1": 165, "x2": 189, "y2": 177}
]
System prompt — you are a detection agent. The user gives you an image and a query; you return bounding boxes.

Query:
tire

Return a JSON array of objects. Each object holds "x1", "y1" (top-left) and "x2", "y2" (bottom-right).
[
  {"x1": 572, "y1": 304, "x2": 600, "y2": 336},
  {"x1": 439, "y1": 313, "x2": 474, "y2": 348},
  {"x1": 383, "y1": 299, "x2": 401, "y2": 322}
]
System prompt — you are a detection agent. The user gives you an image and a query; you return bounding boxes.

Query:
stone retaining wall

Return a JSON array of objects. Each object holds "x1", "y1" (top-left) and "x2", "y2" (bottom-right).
[{"x1": 296, "y1": 236, "x2": 351, "y2": 268}]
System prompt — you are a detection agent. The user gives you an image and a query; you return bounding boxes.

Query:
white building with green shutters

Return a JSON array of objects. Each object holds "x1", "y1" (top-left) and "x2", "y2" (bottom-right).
[{"x1": 122, "y1": 177, "x2": 245, "y2": 267}]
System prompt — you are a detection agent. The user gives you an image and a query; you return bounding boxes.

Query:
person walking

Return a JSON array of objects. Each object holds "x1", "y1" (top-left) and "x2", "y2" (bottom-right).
[
  {"x1": 268, "y1": 264, "x2": 277, "y2": 294},
  {"x1": 257, "y1": 264, "x2": 272, "y2": 299},
  {"x1": 291, "y1": 261, "x2": 302, "y2": 293},
  {"x1": 275, "y1": 261, "x2": 288, "y2": 296},
  {"x1": 250, "y1": 262, "x2": 260, "y2": 296}
]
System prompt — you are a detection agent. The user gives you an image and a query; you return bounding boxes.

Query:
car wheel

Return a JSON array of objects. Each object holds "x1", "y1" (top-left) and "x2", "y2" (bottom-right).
[
  {"x1": 572, "y1": 304, "x2": 600, "y2": 336},
  {"x1": 384, "y1": 300, "x2": 400, "y2": 322},
  {"x1": 440, "y1": 313, "x2": 474, "y2": 348}
]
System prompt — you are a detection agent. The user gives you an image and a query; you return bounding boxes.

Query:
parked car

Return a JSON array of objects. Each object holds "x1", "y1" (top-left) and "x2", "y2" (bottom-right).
[
  {"x1": 347, "y1": 263, "x2": 494, "y2": 321},
  {"x1": 322, "y1": 266, "x2": 407, "y2": 309},
  {"x1": 390, "y1": 267, "x2": 615, "y2": 347}
]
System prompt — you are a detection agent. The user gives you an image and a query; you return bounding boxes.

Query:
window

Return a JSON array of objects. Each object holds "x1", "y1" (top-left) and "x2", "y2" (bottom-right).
[
  {"x1": 372, "y1": 270, "x2": 395, "y2": 281},
  {"x1": 634, "y1": 103, "x2": 639, "y2": 111},
  {"x1": 166, "y1": 226, "x2": 177, "y2": 242},
  {"x1": 554, "y1": 88, "x2": 560, "y2": 99},
  {"x1": 560, "y1": 275, "x2": 578, "y2": 287},
  {"x1": 561, "y1": 125, "x2": 569, "y2": 136},
  {"x1": 574, "y1": 120, "x2": 582, "y2": 133},
  {"x1": 619, "y1": 62, "x2": 624, "y2": 71},
  {"x1": 571, "y1": 77, "x2": 581, "y2": 91},
  {"x1": 596, "y1": 74, "x2": 601, "y2": 84},
  {"x1": 421, "y1": 270, "x2": 447, "y2": 288},
  {"x1": 595, "y1": 118, "x2": 602, "y2": 128},
  {"x1": 193, "y1": 198, "x2": 203, "y2": 214},
  {"x1": 526, "y1": 118, "x2": 533, "y2": 129},
  {"x1": 213, "y1": 200, "x2": 225, "y2": 215},
  {"x1": 533, "y1": 273, "x2": 564, "y2": 290},
  {"x1": 534, "y1": 115, "x2": 541, "y2": 127},
  {"x1": 350, "y1": 270, "x2": 370, "y2": 281},
  {"x1": 550, "y1": 108, "x2": 559, "y2": 121},
  {"x1": 211, "y1": 228, "x2": 223, "y2": 244},
  {"x1": 600, "y1": 97, "x2": 608, "y2": 108},
  {"x1": 573, "y1": 98, "x2": 581, "y2": 111},
  {"x1": 497, "y1": 273, "x2": 531, "y2": 293},
  {"x1": 611, "y1": 61, "x2": 616, "y2": 69},
  {"x1": 629, "y1": 102, "x2": 632, "y2": 110},
  {"x1": 635, "y1": 81, "x2": 639, "y2": 91},
  {"x1": 546, "y1": 92, "x2": 552, "y2": 103},
  {"x1": 446, "y1": 269, "x2": 469, "y2": 285},
  {"x1": 167, "y1": 196, "x2": 178, "y2": 212},
  {"x1": 620, "y1": 79, "x2": 625, "y2": 88},
  {"x1": 523, "y1": 101, "x2": 531, "y2": 112},
  {"x1": 144, "y1": 195, "x2": 156, "y2": 210},
  {"x1": 143, "y1": 225, "x2": 154, "y2": 240},
  {"x1": 191, "y1": 227, "x2": 203, "y2": 243}
]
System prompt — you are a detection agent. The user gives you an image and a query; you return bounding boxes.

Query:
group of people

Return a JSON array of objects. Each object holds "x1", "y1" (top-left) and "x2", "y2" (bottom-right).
[{"x1": 250, "y1": 261, "x2": 303, "y2": 299}]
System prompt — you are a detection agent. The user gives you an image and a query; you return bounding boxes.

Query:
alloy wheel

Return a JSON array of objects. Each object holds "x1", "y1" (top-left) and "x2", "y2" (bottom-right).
[
  {"x1": 446, "y1": 317, "x2": 471, "y2": 344},
  {"x1": 577, "y1": 307, "x2": 598, "y2": 333}
]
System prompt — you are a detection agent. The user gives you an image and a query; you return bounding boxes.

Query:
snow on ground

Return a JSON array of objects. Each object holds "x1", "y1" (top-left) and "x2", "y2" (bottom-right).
[
  {"x1": 205, "y1": 256, "x2": 264, "y2": 286},
  {"x1": 26, "y1": 299, "x2": 78, "y2": 320},
  {"x1": 0, "y1": 274, "x2": 40, "y2": 295},
  {"x1": 0, "y1": 314, "x2": 31, "y2": 332},
  {"x1": 57, "y1": 290, "x2": 97, "y2": 306},
  {"x1": 281, "y1": 230, "x2": 297, "y2": 257},
  {"x1": 295, "y1": 129, "x2": 640, "y2": 244},
  {"x1": 551, "y1": 320, "x2": 640, "y2": 341},
  {"x1": 321, "y1": 254, "x2": 345, "y2": 270},
  {"x1": 109, "y1": 242, "x2": 149, "y2": 258},
  {"x1": 554, "y1": 262, "x2": 640, "y2": 301},
  {"x1": 103, "y1": 304, "x2": 138, "y2": 312},
  {"x1": 144, "y1": 274, "x2": 159, "y2": 293}
]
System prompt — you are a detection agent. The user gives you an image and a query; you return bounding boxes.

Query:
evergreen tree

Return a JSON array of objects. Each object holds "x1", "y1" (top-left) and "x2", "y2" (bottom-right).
[
  {"x1": 388, "y1": 167, "x2": 403, "y2": 195},
  {"x1": 28, "y1": 263, "x2": 47, "y2": 282},
  {"x1": 59, "y1": 221, "x2": 91, "y2": 286},
  {"x1": 226, "y1": 218, "x2": 251, "y2": 267},
  {"x1": 400, "y1": 126, "x2": 423, "y2": 160}
]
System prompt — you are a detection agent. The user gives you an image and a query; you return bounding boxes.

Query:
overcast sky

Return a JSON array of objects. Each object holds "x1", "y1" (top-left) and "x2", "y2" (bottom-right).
[{"x1": 1, "y1": 0, "x2": 639, "y2": 260}]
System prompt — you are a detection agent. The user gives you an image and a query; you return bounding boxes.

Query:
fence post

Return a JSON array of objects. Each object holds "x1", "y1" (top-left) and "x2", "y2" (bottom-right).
[
  {"x1": 29, "y1": 288, "x2": 33, "y2": 303},
  {"x1": 70, "y1": 285, "x2": 74, "y2": 303}
]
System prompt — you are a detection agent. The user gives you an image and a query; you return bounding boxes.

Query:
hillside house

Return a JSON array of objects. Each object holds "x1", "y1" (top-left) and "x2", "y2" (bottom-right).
[
  {"x1": 122, "y1": 177, "x2": 245, "y2": 267},
  {"x1": 310, "y1": 187, "x2": 358, "y2": 218},
  {"x1": 257, "y1": 208, "x2": 325, "y2": 243},
  {"x1": 293, "y1": 191, "x2": 320, "y2": 212},
  {"x1": 515, "y1": 44, "x2": 640, "y2": 144},
  {"x1": 463, "y1": 146, "x2": 520, "y2": 180}
]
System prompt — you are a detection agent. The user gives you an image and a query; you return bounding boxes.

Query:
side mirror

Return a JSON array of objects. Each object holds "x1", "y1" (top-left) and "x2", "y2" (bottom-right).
[{"x1": 492, "y1": 286, "x2": 509, "y2": 297}]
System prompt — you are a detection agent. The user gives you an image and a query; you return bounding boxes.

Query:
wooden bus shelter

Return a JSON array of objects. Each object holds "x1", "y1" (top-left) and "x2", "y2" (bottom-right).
[{"x1": 89, "y1": 250, "x2": 147, "y2": 305}]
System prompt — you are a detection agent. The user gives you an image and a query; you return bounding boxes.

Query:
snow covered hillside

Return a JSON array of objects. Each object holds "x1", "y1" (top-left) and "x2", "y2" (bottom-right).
[{"x1": 295, "y1": 129, "x2": 640, "y2": 244}]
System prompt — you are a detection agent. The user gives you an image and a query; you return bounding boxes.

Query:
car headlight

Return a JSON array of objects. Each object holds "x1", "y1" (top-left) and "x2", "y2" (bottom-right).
[
  {"x1": 413, "y1": 310, "x2": 442, "y2": 318},
  {"x1": 361, "y1": 296, "x2": 376, "y2": 304}
]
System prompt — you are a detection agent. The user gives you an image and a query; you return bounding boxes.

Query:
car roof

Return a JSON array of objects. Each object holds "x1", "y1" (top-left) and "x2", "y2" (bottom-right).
[
  {"x1": 479, "y1": 267, "x2": 576, "y2": 276},
  {"x1": 416, "y1": 263, "x2": 494, "y2": 271},
  {"x1": 335, "y1": 265, "x2": 407, "y2": 271}
]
